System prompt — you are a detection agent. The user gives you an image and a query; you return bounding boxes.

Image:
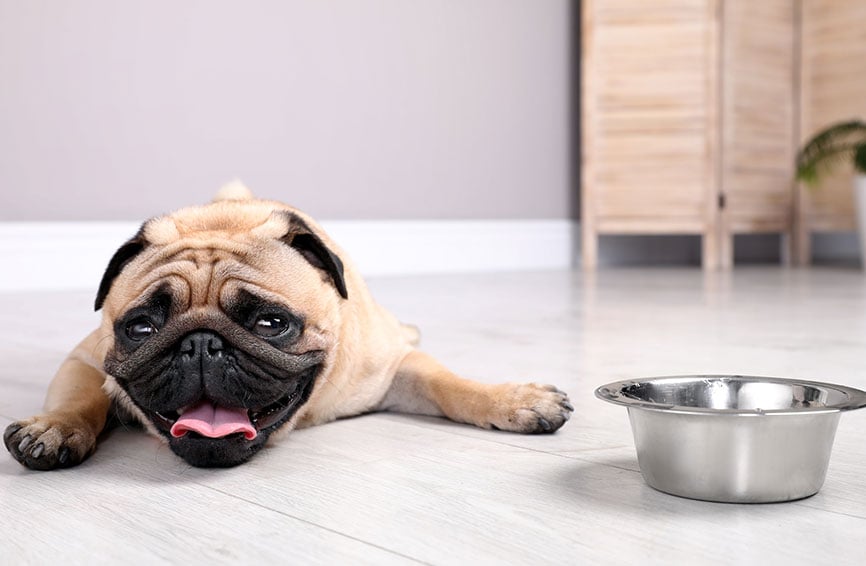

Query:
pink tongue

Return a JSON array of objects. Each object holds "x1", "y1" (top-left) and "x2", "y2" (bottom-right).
[{"x1": 170, "y1": 400, "x2": 257, "y2": 440}]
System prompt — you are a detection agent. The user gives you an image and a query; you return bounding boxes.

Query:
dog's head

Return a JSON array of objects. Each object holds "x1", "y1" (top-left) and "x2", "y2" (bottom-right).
[{"x1": 97, "y1": 193, "x2": 348, "y2": 467}]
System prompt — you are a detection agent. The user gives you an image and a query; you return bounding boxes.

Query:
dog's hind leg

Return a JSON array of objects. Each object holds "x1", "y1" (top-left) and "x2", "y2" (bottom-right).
[
  {"x1": 377, "y1": 350, "x2": 573, "y2": 433},
  {"x1": 4, "y1": 331, "x2": 111, "y2": 470}
]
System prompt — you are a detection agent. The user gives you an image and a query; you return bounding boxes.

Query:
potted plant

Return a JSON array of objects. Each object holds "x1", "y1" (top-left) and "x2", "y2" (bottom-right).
[{"x1": 796, "y1": 119, "x2": 866, "y2": 267}]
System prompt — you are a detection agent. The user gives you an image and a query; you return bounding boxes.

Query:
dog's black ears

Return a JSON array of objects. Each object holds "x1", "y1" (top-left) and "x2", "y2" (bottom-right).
[
  {"x1": 94, "y1": 214, "x2": 347, "y2": 309},
  {"x1": 279, "y1": 212, "x2": 348, "y2": 300},
  {"x1": 94, "y1": 227, "x2": 149, "y2": 311}
]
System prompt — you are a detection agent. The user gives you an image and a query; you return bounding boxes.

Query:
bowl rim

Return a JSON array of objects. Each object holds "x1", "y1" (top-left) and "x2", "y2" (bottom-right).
[{"x1": 594, "y1": 374, "x2": 866, "y2": 416}]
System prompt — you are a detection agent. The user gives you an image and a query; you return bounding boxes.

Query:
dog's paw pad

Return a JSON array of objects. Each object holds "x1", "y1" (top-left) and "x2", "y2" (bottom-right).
[
  {"x1": 4, "y1": 415, "x2": 96, "y2": 470},
  {"x1": 488, "y1": 383, "x2": 574, "y2": 434}
]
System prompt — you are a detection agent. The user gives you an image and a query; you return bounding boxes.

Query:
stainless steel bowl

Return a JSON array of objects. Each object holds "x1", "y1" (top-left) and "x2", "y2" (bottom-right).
[{"x1": 595, "y1": 375, "x2": 866, "y2": 503}]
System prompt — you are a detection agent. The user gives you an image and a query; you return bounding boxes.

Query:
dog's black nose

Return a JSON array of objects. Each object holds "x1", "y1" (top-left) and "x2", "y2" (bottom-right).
[
  {"x1": 179, "y1": 332, "x2": 227, "y2": 382},
  {"x1": 180, "y1": 331, "x2": 224, "y2": 359}
]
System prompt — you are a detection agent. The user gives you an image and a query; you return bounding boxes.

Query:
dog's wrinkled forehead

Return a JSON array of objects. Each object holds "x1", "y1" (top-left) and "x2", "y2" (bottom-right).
[
  {"x1": 143, "y1": 202, "x2": 289, "y2": 245},
  {"x1": 121, "y1": 208, "x2": 290, "y2": 309},
  {"x1": 95, "y1": 200, "x2": 348, "y2": 316}
]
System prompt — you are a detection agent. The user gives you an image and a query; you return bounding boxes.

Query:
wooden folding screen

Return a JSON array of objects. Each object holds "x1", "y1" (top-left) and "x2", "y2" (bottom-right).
[{"x1": 582, "y1": 0, "x2": 797, "y2": 268}]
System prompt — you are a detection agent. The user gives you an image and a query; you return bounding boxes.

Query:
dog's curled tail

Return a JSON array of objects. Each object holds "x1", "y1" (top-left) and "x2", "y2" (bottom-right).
[
  {"x1": 214, "y1": 180, "x2": 255, "y2": 202},
  {"x1": 401, "y1": 323, "x2": 421, "y2": 346}
]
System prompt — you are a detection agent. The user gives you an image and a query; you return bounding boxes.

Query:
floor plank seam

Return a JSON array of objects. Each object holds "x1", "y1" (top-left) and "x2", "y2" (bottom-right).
[
  {"x1": 193, "y1": 482, "x2": 433, "y2": 565},
  {"x1": 791, "y1": 503, "x2": 866, "y2": 520}
]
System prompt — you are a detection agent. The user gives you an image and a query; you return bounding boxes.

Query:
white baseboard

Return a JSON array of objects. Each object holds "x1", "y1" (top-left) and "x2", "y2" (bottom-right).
[{"x1": 0, "y1": 220, "x2": 577, "y2": 292}]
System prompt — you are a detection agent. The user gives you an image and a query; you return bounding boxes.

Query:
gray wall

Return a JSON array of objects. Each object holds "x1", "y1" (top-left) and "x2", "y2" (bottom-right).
[{"x1": 0, "y1": 0, "x2": 572, "y2": 221}]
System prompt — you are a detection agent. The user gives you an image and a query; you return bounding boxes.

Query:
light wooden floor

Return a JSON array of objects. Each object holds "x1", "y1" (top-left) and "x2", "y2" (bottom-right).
[{"x1": 2, "y1": 268, "x2": 866, "y2": 565}]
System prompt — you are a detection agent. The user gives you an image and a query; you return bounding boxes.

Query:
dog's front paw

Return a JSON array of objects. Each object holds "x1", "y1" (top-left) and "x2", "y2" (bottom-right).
[
  {"x1": 4, "y1": 413, "x2": 97, "y2": 470},
  {"x1": 486, "y1": 383, "x2": 574, "y2": 434}
]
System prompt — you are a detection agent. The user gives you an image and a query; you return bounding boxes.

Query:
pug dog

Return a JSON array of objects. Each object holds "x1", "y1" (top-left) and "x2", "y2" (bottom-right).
[{"x1": 4, "y1": 184, "x2": 573, "y2": 470}]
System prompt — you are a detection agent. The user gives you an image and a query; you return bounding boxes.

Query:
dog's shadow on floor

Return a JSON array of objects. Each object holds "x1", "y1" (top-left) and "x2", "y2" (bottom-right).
[{"x1": 0, "y1": 427, "x2": 192, "y2": 482}]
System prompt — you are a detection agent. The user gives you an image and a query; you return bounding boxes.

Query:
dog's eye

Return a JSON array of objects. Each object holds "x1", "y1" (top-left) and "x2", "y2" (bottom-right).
[
  {"x1": 252, "y1": 314, "x2": 292, "y2": 338},
  {"x1": 126, "y1": 317, "x2": 157, "y2": 341}
]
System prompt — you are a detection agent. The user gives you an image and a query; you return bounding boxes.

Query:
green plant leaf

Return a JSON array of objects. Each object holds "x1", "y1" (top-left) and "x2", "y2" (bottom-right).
[
  {"x1": 796, "y1": 120, "x2": 866, "y2": 186},
  {"x1": 855, "y1": 145, "x2": 866, "y2": 175}
]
